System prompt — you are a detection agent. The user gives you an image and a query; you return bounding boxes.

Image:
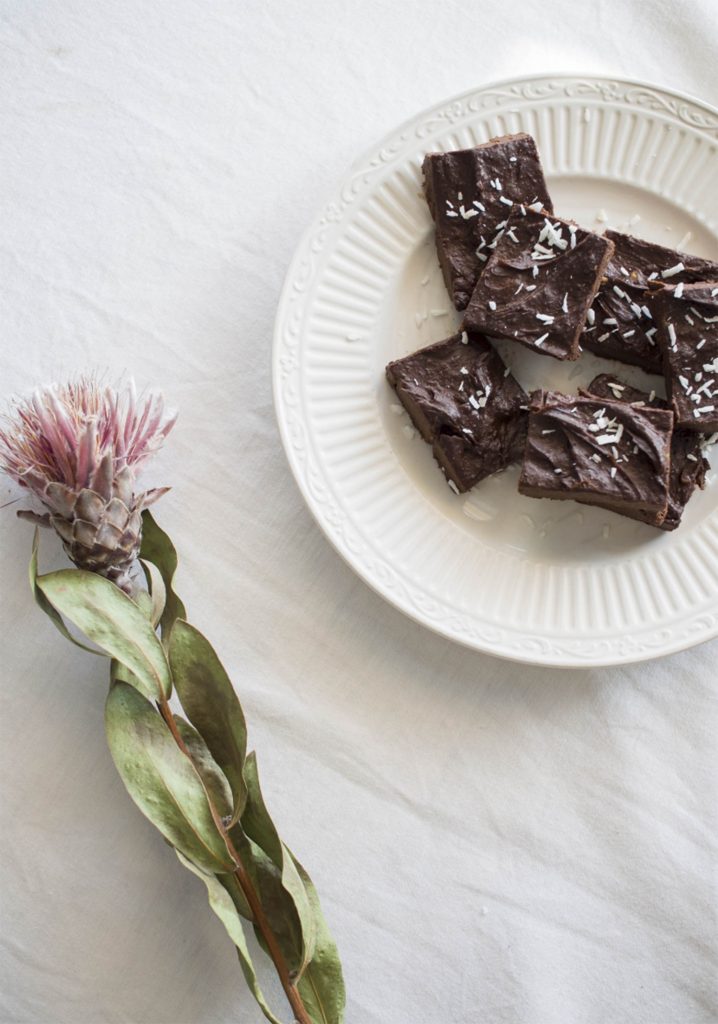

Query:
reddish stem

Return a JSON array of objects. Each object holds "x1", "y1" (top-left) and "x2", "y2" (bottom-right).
[{"x1": 157, "y1": 699, "x2": 311, "y2": 1024}]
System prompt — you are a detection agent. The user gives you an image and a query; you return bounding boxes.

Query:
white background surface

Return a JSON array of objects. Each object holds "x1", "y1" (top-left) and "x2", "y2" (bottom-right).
[{"x1": 0, "y1": 2, "x2": 716, "y2": 1022}]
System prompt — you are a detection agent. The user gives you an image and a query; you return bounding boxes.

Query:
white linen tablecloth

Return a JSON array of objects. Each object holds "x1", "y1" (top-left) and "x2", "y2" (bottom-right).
[{"x1": 1, "y1": 2, "x2": 716, "y2": 1022}]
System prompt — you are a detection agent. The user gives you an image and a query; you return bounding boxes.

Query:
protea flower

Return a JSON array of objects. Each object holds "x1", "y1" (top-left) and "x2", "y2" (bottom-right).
[{"x1": 0, "y1": 378, "x2": 176, "y2": 590}]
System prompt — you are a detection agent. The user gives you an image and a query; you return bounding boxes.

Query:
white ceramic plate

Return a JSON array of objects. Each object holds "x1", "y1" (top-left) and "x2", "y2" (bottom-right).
[{"x1": 273, "y1": 74, "x2": 718, "y2": 667}]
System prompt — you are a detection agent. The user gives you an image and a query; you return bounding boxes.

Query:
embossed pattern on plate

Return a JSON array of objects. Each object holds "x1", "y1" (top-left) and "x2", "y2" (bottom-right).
[{"x1": 273, "y1": 75, "x2": 718, "y2": 666}]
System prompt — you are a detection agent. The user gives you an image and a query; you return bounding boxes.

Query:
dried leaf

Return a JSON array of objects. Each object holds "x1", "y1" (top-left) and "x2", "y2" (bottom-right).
[
  {"x1": 132, "y1": 588, "x2": 154, "y2": 622},
  {"x1": 110, "y1": 659, "x2": 139, "y2": 687},
  {"x1": 140, "y1": 558, "x2": 167, "y2": 629},
  {"x1": 290, "y1": 852, "x2": 346, "y2": 1024},
  {"x1": 104, "y1": 681, "x2": 234, "y2": 874},
  {"x1": 29, "y1": 529, "x2": 101, "y2": 655},
  {"x1": 139, "y1": 511, "x2": 186, "y2": 641},
  {"x1": 169, "y1": 620, "x2": 247, "y2": 825},
  {"x1": 224, "y1": 832, "x2": 306, "y2": 979},
  {"x1": 173, "y1": 715, "x2": 233, "y2": 820},
  {"x1": 235, "y1": 753, "x2": 316, "y2": 974},
  {"x1": 175, "y1": 852, "x2": 281, "y2": 1024},
  {"x1": 37, "y1": 568, "x2": 171, "y2": 701}
]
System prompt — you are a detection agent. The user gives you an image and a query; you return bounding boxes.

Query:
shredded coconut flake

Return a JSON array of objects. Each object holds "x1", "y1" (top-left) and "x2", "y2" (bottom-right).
[{"x1": 662, "y1": 262, "x2": 685, "y2": 279}]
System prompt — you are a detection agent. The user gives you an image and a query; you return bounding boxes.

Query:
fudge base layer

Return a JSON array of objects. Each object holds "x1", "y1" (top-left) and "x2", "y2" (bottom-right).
[
  {"x1": 586, "y1": 374, "x2": 708, "y2": 530},
  {"x1": 654, "y1": 281, "x2": 718, "y2": 433},
  {"x1": 423, "y1": 132, "x2": 553, "y2": 311},
  {"x1": 581, "y1": 229, "x2": 718, "y2": 374},
  {"x1": 386, "y1": 330, "x2": 528, "y2": 493},
  {"x1": 518, "y1": 390, "x2": 673, "y2": 526},
  {"x1": 463, "y1": 208, "x2": 615, "y2": 361}
]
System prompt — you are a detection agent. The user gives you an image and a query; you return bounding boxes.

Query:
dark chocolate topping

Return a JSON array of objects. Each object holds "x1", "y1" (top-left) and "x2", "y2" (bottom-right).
[
  {"x1": 654, "y1": 281, "x2": 718, "y2": 432},
  {"x1": 386, "y1": 330, "x2": 527, "y2": 492},
  {"x1": 463, "y1": 208, "x2": 614, "y2": 361},
  {"x1": 585, "y1": 374, "x2": 666, "y2": 409},
  {"x1": 519, "y1": 391, "x2": 673, "y2": 525},
  {"x1": 423, "y1": 133, "x2": 553, "y2": 311},
  {"x1": 586, "y1": 374, "x2": 708, "y2": 530},
  {"x1": 605, "y1": 230, "x2": 718, "y2": 287},
  {"x1": 582, "y1": 231, "x2": 718, "y2": 373},
  {"x1": 581, "y1": 279, "x2": 662, "y2": 373}
]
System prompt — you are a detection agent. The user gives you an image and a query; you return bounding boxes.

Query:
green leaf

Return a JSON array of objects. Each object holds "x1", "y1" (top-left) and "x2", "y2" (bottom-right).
[
  {"x1": 236, "y1": 753, "x2": 316, "y2": 975},
  {"x1": 140, "y1": 558, "x2": 167, "y2": 629},
  {"x1": 29, "y1": 530, "x2": 101, "y2": 656},
  {"x1": 104, "y1": 682, "x2": 235, "y2": 874},
  {"x1": 37, "y1": 569, "x2": 171, "y2": 701},
  {"x1": 169, "y1": 620, "x2": 247, "y2": 825},
  {"x1": 175, "y1": 851, "x2": 282, "y2": 1024},
  {"x1": 173, "y1": 716, "x2": 233, "y2": 820},
  {"x1": 290, "y1": 853, "x2": 346, "y2": 1024},
  {"x1": 139, "y1": 511, "x2": 186, "y2": 641}
]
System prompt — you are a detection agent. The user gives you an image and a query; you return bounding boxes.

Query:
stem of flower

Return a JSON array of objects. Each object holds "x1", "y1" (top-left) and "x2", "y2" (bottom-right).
[{"x1": 157, "y1": 698, "x2": 312, "y2": 1024}]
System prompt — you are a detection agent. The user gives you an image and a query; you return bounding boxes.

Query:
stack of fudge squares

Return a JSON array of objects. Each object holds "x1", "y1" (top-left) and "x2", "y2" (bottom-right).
[{"x1": 386, "y1": 132, "x2": 718, "y2": 530}]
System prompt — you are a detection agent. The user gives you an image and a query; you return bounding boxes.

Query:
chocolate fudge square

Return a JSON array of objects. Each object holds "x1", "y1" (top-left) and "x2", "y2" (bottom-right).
[
  {"x1": 463, "y1": 208, "x2": 614, "y2": 361},
  {"x1": 587, "y1": 374, "x2": 708, "y2": 531},
  {"x1": 386, "y1": 330, "x2": 528, "y2": 493},
  {"x1": 518, "y1": 391, "x2": 673, "y2": 526},
  {"x1": 581, "y1": 231, "x2": 718, "y2": 374},
  {"x1": 654, "y1": 282, "x2": 718, "y2": 432},
  {"x1": 423, "y1": 133, "x2": 553, "y2": 311}
]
